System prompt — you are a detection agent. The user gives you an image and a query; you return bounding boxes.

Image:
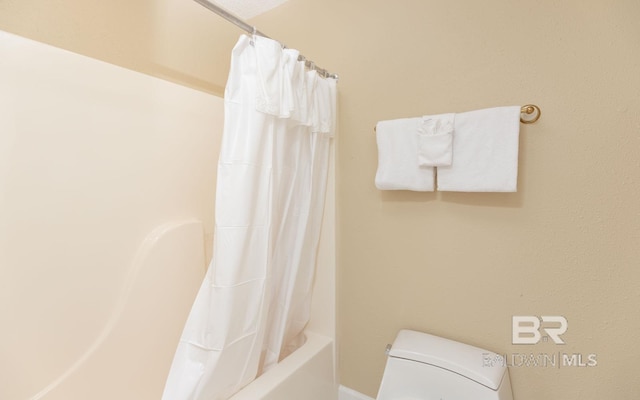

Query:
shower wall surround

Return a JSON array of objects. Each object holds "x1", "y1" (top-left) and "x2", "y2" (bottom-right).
[{"x1": 0, "y1": 30, "x2": 222, "y2": 399}]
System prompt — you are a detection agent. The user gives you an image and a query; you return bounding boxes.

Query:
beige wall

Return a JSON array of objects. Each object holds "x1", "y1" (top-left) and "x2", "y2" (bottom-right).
[
  {"x1": 2, "y1": 0, "x2": 639, "y2": 399},
  {"x1": 256, "y1": 1, "x2": 640, "y2": 398}
]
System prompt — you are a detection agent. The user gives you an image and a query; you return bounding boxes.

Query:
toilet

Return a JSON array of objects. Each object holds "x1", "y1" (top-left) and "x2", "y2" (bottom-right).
[{"x1": 376, "y1": 330, "x2": 514, "y2": 400}]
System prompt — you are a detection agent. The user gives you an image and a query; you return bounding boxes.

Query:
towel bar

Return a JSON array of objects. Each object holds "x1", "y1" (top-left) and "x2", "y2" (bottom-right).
[{"x1": 374, "y1": 104, "x2": 541, "y2": 131}]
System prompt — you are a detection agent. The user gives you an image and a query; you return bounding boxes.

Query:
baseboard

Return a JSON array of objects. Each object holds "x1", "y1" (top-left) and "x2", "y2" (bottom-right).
[{"x1": 338, "y1": 385, "x2": 374, "y2": 400}]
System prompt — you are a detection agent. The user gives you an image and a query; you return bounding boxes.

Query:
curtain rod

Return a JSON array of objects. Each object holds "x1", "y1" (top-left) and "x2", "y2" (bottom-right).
[{"x1": 193, "y1": 0, "x2": 338, "y2": 80}]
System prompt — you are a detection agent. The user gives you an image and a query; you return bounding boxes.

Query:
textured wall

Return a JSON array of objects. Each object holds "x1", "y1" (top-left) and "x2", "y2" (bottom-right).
[
  {"x1": 256, "y1": 0, "x2": 640, "y2": 398},
  {"x1": 2, "y1": 0, "x2": 639, "y2": 399}
]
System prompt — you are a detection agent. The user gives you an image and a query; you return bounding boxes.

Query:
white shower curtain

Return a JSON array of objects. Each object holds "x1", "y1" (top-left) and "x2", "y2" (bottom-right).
[{"x1": 162, "y1": 35, "x2": 336, "y2": 400}]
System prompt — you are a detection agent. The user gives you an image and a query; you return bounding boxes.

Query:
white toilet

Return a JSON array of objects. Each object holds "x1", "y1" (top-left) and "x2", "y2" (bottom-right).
[{"x1": 376, "y1": 330, "x2": 514, "y2": 400}]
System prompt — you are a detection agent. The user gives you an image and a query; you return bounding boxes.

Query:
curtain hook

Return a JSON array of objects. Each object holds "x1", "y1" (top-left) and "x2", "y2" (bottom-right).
[{"x1": 249, "y1": 26, "x2": 257, "y2": 45}]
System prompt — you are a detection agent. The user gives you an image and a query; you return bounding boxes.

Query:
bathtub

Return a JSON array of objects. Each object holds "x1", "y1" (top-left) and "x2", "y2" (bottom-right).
[{"x1": 229, "y1": 331, "x2": 337, "y2": 400}]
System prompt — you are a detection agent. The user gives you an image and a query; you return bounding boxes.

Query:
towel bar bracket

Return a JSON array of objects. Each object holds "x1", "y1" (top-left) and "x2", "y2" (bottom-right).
[{"x1": 520, "y1": 104, "x2": 541, "y2": 124}]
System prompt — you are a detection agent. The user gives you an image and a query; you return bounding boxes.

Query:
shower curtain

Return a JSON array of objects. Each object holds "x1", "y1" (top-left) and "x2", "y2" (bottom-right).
[{"x1": 162, "y1": 35, "x2": 336, "y2": 400}]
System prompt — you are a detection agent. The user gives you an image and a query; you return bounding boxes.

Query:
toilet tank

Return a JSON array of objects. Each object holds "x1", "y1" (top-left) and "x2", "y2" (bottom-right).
[{"x1": 376, "y1": 330, "x2": 513, "y2": 400}]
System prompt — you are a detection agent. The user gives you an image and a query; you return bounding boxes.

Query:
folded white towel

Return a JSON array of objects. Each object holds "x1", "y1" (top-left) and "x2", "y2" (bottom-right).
[
  {"x1": 417, "y1": 113, "x2": 455, "y2": 167},
  {"x1": 375, "y1": 117, "x2": 435, "y2": 191},
  {"x1": 437, "y1": 106, "x2": 521, "y2": 192}
]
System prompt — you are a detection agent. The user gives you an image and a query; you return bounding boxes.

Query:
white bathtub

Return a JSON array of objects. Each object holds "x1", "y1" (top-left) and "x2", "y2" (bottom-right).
[{"x1": 230, "y1": 331, "x2": 337, "y2": 400}]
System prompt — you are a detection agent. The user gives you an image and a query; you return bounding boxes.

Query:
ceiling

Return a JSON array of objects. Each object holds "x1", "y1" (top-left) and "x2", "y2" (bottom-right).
[{"x1": 212, "y1": 0, "x2": 290, "y2": 19}]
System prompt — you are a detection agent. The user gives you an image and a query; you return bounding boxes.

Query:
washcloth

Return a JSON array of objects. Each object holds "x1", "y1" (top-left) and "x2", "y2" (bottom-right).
[
  {"x1": 375, "y1": 117, "x2": 435, "y2": 191},
  {"x1": 417, "y1": 113, "x2": 455, "y2": 167},
  {"x1": 437, "y1": 106, "x2": 521, "y2": 192}
]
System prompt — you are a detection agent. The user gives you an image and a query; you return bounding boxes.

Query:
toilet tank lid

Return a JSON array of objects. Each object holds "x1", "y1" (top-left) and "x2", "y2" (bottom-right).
[{"x1": 388, "y1": 330, "x2": 507, "y2": 391}]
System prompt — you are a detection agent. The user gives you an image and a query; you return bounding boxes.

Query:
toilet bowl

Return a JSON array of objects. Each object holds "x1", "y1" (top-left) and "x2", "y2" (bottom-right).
[{"x1": 376, "y1": 330, "x2": 513, "y2": 400}]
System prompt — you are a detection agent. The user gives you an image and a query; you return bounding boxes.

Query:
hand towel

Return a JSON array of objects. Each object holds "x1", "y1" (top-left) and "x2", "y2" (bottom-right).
[
  {"x1": 417, "y1": 113, "x2": 455, "y2": 167},
  {"x1": 437, "y1": 106, "x2": 521, "y2": 192},
  {"x1": 375, "y1": 117, "x2": 435, "y2": 191}
]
